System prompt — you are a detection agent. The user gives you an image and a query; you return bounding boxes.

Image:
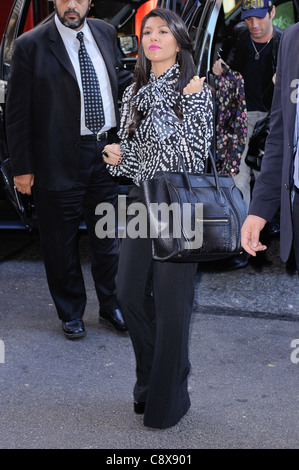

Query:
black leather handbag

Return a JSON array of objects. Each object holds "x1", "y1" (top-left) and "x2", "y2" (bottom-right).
[
  {"x1": 245, "y1": 113, "x2": 270, "y2": 171},
  {"x1": 140, "y1": 149, "x2": 247, "y2": 262}
]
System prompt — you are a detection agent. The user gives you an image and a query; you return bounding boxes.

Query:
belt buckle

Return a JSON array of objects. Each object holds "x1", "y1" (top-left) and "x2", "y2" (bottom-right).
[{"x1": 97, "y1": 131, "x2": 108, "y2": 142}]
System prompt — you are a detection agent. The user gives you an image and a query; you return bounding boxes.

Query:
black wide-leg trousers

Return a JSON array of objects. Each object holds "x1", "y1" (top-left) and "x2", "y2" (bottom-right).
[
  {"x1": 116, "y1": 186, "x2": 198, "y2": 429},
  {"x1": 33, "y1": 139, "x2": 120, "y2": 321}
]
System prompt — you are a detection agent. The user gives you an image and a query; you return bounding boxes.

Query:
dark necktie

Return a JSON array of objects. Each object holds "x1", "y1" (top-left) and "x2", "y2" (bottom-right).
[{"x1": 76, "y1": 31, "x2": 105, "y2": 134}]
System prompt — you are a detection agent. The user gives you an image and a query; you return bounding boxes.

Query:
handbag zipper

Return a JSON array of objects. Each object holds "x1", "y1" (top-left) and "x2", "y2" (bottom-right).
[{"x1": 196, "y1": 218, "x2": 229, "y2": 223}]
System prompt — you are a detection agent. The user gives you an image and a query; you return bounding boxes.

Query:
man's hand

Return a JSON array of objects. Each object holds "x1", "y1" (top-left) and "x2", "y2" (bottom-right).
[
  {"x1": 13, "y1": 174, "x2": 34, "y2": 195},
  {"x1": 241, "y1": 215, "x2": 268, "y2": 256},
  {"x1": 212, "y1": 58, "x2": 228, "y2": 76}
]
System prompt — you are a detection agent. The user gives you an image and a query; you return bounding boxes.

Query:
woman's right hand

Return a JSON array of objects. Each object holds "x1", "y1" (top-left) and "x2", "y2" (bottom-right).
[
  {"x1": 183, "y1": 76, "x2": 206, "y2": 95},
  {"x1": 102, "y1": 143, "x2": 122, "y2": 166},
  {"x1": 212, "y1": 58, "x2": 228, "y2": 76}
]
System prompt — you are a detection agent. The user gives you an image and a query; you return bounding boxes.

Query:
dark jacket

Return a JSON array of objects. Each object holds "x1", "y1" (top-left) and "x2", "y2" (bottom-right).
[
  {"x1": 221, "y1": 22, "x2": 283, "y2": 112},
  {"x1": 5, "y1": 18, "x2": 132, "y2": 191},
  {"x1": 249, "y1": 23, "x2": 299, "y2": 262}
]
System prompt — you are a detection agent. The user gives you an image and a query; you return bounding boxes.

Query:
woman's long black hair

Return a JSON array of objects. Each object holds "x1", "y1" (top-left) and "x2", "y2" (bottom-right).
[{"x1": 128, "y1": 7, "x2": 196, "y2": 137}]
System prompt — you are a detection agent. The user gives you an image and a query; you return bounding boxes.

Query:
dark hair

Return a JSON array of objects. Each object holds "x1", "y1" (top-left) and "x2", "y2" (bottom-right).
[{"x1": 128, "y1": 7, "x2": 196, "y2": 137}]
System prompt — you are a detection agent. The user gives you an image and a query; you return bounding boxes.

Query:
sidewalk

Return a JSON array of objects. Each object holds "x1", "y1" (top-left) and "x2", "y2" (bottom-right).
[{"x1": 0, "y1": 232, "x2": 299, "y2": 449}]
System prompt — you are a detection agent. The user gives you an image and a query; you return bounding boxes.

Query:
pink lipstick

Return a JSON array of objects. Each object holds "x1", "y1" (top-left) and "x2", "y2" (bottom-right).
[{"x1": 149, "y1": 45, "x2": 161, "y2": 50}]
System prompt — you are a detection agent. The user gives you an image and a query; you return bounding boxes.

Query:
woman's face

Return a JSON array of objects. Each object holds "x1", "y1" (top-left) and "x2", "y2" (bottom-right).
[{"x1": 142, "y1": 16, "x2": 180, "y2": 75}]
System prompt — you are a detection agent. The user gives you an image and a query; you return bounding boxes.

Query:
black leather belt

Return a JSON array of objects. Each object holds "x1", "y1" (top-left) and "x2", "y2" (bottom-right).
[{"x1": 80, "y1": 128, "x2": 117, "y2": 142}]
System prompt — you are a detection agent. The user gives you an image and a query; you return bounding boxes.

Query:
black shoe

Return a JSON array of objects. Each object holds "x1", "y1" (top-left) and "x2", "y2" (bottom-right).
[
  {"x1": 224, "y1": 251, "x2": 250, "y2": 271},
  {"x1": 134, "y1": 401, "x2": 146, "y2": 414},
  {"x1": 261, "y1": 220, "x2": 280, "y2": 241},
  {"x1": 99, "y1": 308, "x2": 127, "y2": 332},
  {"x1": 62, "y1": 318, "x2": 86, "y2": 340}
]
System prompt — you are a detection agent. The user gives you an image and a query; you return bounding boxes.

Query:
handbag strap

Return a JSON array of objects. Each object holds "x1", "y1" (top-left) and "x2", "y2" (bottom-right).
[
  {"x1": 153, "y1": 87, "x2": 220, "y2": 189},
  {"x1": 177, "y1": 148, "x2": 221, "y2": 191},
  {"x1": 206, "y1": 71, "x2": 217, "y2": 163}
]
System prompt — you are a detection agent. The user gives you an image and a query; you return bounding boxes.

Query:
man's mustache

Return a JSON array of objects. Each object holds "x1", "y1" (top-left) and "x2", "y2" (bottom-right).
[{"x1": 64, "y1": 9, "x2": 80, "y2": 17}]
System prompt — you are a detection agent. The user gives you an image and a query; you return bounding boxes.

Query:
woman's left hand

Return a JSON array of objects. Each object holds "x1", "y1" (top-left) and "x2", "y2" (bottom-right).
[
  {"x1": 102, "y1": 143, "x2": 122, "y2": 166},
  {"x1": 183, "y1": 75, "x2": 206, "y2": 95}
]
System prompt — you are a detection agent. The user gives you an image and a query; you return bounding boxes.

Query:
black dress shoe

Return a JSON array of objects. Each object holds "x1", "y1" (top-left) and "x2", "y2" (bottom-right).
[
  {"x1": 99, "y1": 308, "x2": 127, "y2": 332},
  {"x1": 62, "y1": 318, "x2": 86, "y2": 340},
  {"x1": 260, "y1": 220, "x2": 280, "y2": 241},
  {"x1": 224, "y1": 251, "x2": 250, "y2": 271},
  {"x1": 134, "y1": 401, "x2": 146, "y2": 414}
]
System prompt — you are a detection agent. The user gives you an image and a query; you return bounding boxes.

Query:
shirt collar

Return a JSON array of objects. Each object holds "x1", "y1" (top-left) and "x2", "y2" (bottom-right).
[{"x1": 54, "y1": 14, "x2": 92, "y2": 47}]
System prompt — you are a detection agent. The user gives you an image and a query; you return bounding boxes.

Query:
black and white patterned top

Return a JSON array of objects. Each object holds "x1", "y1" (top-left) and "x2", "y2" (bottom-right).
[{"x1": 108, "y1": 63, "x2": 213, "y2": 185}]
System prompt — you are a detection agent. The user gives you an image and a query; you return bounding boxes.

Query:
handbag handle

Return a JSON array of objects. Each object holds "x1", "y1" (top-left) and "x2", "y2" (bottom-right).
[
  {"x1": 152, "y1": 88, "x2": 220, "y2": 190},
  {"x1": 177, "y1": 148, "x2": 221, "y2": 192}
]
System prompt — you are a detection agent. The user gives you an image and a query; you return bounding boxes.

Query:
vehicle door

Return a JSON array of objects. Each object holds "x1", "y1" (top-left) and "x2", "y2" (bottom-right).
[{"x1": 0, "y1": 0, "x2": 35, "y2": 229}]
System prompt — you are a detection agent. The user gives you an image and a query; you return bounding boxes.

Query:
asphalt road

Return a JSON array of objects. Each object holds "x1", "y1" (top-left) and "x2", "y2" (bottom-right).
[{"x1": 0, "y1": 226, "x2": 299, "y2": 451}]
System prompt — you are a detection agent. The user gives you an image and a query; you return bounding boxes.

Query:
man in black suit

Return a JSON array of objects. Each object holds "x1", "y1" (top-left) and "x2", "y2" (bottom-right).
[
  {"x1": 241, "y1": 21, "x2": 299, "y2": 273},
  {"x1": 6, "y1": 0, "x2": 132, "y2": 338}
]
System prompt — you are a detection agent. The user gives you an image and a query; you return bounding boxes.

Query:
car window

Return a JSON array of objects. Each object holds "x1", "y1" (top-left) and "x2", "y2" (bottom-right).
[
  {"x1": 1, "y1": 0, "x2": 32, "y2": 81},
  {"x1": 183, "y1": 0, "x2": 221, "y2": 76},
  {"x1": 273, "y1": 1, "x2": 296, "y2": 29},
  {"x1": 182, "y1": 0, "x2": 208, "y2": 41}
]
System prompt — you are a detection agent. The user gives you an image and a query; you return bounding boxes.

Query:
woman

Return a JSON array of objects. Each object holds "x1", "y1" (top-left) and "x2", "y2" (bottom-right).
[{"x1": 102, "y1": 7, "x2": 213, "y2": 429}]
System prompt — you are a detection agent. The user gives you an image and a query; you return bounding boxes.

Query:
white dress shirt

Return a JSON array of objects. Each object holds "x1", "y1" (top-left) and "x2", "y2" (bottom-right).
[{"x1": 55, "y1": 15, "x2": 116, "y2": 135}]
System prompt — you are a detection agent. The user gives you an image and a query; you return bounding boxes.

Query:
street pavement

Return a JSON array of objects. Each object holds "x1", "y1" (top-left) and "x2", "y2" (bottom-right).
[{"x1": 0, "y1": 228, "x2": 299, "y2": 451}]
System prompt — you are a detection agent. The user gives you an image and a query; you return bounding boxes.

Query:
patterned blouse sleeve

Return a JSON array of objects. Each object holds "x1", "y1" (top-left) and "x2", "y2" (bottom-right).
[
  {"x1": 181, "y1": 85, "x2": 214, "y2": 171},
  {"x1": 106, "y1": 84, "x2": 140, "y2": 179}
]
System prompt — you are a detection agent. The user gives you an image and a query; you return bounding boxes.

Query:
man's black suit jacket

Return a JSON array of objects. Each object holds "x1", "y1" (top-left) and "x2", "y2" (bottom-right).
[
  {"x1": 6, "y1": 18, "x2": 132, "y2": 191},
  {"x1": 249, "y1": 23, "x2": 299, "y2": 262}
]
